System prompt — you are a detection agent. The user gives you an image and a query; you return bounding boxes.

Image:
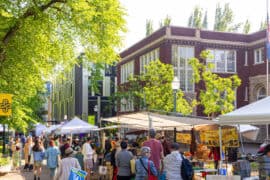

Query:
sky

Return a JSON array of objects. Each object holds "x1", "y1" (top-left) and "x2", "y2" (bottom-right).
[{"x1": 119, "y1": 0, "x2": 267, "y2": 51}]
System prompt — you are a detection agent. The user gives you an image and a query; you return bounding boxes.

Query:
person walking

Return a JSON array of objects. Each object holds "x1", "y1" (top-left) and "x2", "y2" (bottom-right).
[
  {"x1": 60, "y1": 137, "x2": 71, "y2": 159},
  {"x1": 32, "y1": 139, "x2": 45, "y2": 180},
  {"x1": 135, "y1": 146, "x2": 158, "y2": 180},
  {"x1": 56, "y1": 147, "x2": 81, "y2": 180},
  {"x1": 164, "y1": 143, "x2": 183, "y2": 180},
  {"x1": 24, "y1": 136, "x2": 33, "y2": 171},
  {"x1": 143, "y1": 129, "x2": 164, "y2": 172},
  {"x1": 82, "y1": 137, "x2": 94, "y2": 180},
  {"x1": 115, "y1": 141, "x2": 133, "y2": 180},
  {"x1": 12, "y1": 137, "x2": 21, "y2": 171},
  {"x1": 45, "y1": 140, "x2": 60, "y2": 180},
  {"x1": 75, "y1": 147, "x2": 84, "y2": 170}
]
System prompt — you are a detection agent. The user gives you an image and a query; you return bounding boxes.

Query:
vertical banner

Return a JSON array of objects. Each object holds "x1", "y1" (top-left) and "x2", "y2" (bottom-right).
[{"x1": 0, "y1": 94, "x2": 12, "y2": 116}]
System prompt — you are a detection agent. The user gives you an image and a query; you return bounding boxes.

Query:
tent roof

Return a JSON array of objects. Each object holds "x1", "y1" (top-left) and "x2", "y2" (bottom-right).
[
  {"x1": 102, "y1": 111, "x2": 215, "y2": 130},
  {"x1": 218, "y1": 96, "x2": 270, "y2": 125},
  {"x1": 55, "y1": 117, "x2": 98, "y2": 134}
]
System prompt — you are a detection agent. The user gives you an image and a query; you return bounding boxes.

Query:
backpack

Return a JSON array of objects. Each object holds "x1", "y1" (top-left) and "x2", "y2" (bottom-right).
[{"x1": 180, "y1": 154, "x2": 194, "y2": 180}]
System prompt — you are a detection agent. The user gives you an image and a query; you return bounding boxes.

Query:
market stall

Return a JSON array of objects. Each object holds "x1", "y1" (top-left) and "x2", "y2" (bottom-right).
[{"x1": 217, "y1": 96, "x2": 270, "y2": 178}]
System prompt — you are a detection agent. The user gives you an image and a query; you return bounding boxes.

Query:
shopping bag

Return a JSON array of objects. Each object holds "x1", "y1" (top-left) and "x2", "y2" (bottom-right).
[
  {"x1": 158, "y1": 172, "x2": 166, "y2": 180},
  {"x1": 68, "y1": 168, "x2": 87, "y2": 180},
  {"x1": 130, "y1": 159, "x2": 136, "y2": 175}
]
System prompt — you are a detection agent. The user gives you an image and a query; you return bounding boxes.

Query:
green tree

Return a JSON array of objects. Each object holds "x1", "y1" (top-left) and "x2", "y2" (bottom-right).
[
  {"x1": 189, "y1": 51, "x2": 241, "y2": 118},
  {"x1": 260, "y1": 19, "x2": 267, "y2": 30},
  {"x1": 146, "y1": 19, "x2": 154, "y2": 36},
  {"x1": 202, "y1": 11, "x2": 208, "y2": 29},
  {"x1": 159, "y1": 15, "x2": 172, "y2": 28},
  {"x1": 187, "y1": 6, "x2": 203, "y2": 28},
  {"x1": 214, "y1": 3, "x2": 241, "y2": 32},
  {"x1": 0, "y1": 0, "x2": 125, "y2": 131},
  {"x1": 243, "y1": 19, "x2": 251, "y2": 34}
]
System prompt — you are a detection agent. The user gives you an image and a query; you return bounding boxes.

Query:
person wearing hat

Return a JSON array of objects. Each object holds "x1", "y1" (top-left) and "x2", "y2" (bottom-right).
[
  {"x1": 164, "y1": 143, "x2": 183, "y2": 180},
  {"x1": 72, "y1": 137, "x2": 81, "y2": 151},
  {"x1": 56, "y1": 147, "x2": 81, "y2": 180},
  {"x1": 60, "y1": 137, "x2": 71, "y2": 159},
  {"x1": 135, "y1": 146, "x2": 158, "y2": 180},
  {"x1": 143, "y1": 129, "x2": 164, "y2": 172},
  {"x1": 258, "y1": 144, "x2": 270, "y2": 179}
]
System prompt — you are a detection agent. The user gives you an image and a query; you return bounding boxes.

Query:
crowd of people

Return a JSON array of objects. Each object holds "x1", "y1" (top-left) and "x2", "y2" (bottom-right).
[
  {"x1": 7, "y1": 128, "x2": 189, "y2": 180},
  {"x1": 9, "y1": 134, "x2": 95, "y2": 180}
]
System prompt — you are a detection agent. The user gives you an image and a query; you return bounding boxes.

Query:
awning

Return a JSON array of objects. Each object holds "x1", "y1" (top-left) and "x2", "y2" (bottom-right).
[{"x1": 102, "y1": 111, "x2": 215, "y2": 130}]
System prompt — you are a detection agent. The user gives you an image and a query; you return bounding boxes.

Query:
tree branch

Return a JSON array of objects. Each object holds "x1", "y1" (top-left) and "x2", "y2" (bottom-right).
[{"x1": 2, "y1": 0, "x2": 66, "y2": 45}]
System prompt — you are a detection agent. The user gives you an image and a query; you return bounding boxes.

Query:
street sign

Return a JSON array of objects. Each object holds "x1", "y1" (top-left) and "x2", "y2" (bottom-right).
[{"x1": 0, "y1": 94, "x2": 12, "y2": 116}]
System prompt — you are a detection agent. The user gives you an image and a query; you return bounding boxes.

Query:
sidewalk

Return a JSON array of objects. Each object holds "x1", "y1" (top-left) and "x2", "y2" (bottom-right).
[{"x1": 0, "y1": 165, "x2": 50, "y2": 180}]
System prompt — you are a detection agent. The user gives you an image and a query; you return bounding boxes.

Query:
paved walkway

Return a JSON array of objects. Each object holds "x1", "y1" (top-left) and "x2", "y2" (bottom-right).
[{"x1": 0, "y1": 165, "x2": 50, "y2": 180}]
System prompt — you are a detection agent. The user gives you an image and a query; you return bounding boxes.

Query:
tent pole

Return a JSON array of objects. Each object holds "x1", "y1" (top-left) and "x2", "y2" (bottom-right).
[
  {"x1": 219, "y1": 126, "x2": 223, "y2": 172},
  {"x1": 238, "y1": 125, "x2": 245, "y2": 155},
  {"x1": 267, "y1": 124, "x2": 269, "y2": 142}
]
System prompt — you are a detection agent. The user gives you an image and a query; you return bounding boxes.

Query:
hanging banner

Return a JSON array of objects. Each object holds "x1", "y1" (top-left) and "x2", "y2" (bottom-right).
[
  {"x1": 176, "y1": 133, "x2": 191, "y2": 144},
  {"x1": 0, "y1": 94, "x2": 12, "y2": 116},
  {"x1": 200, "y1": 128, "x2": 239, "y2": 147}
]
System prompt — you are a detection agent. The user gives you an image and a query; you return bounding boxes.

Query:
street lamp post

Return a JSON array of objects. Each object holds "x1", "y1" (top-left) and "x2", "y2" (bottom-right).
[
  {"x1": 172, "y1": 77, "x2": 180, "y2": 142},
  {"x1": 172, "y1": 77, "x2": 180, "y2": 113}
]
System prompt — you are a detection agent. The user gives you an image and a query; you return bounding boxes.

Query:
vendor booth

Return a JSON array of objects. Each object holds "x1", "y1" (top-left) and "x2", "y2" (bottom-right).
[{"x1": 217, "y1": 96, "x2": 270, "y2": 179}]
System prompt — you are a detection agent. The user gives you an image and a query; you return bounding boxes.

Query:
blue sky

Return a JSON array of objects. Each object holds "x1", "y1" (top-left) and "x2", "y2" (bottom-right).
[{"x1": 119, "y1": 0, "x2": 267, "y2": 50}]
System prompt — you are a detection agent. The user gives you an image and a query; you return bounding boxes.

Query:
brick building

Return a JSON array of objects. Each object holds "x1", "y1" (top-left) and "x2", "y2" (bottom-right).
[{"x1": 118, "y1": 26, "x2": 269, "y2": 115}]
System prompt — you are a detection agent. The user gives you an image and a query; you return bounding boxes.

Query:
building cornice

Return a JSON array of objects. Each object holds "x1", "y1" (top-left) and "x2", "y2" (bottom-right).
[{"x1": 120, "y1": 30, "x2": 267, "y2": 63}]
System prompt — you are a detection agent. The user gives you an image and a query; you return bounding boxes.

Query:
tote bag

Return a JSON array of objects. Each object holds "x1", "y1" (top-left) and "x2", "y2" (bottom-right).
[{"x1": 68, "y1": 168, "x2": 87, "y2": 180}]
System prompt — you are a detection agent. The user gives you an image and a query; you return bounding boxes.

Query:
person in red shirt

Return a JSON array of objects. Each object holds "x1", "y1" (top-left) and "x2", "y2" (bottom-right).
[
  {"x1": 143, "y1": 129, "x2": 164, "y2": 172},
  {"x1": 208, "y1": 147, "x2": 220, "y2": 169}
]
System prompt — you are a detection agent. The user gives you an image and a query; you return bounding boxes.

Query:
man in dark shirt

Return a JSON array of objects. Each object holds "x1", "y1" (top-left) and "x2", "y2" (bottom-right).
[{"x1": 60, "y1": 137, "x2": 71, "y2": 158}]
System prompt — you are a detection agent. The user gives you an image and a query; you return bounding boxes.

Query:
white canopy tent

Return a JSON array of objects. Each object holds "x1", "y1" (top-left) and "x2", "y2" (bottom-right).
[
  {"x1": 218, "y1": 96, "x2": 270, "y2": 125},
  {"x1": 35, "y1": 123, "x2": 47, "y2": 136},
  {"x1": 102, "y1": 111, "x2": 216, "y2": 130},
  {"x1": 55, "y1": 117, "x2": 98, "y2": 135},
  {"x1": 217, "y1": 96, "x2": 270, "y2": 165}
]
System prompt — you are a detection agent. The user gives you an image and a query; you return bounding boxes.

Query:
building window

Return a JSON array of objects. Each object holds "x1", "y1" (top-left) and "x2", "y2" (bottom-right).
[
  {"x1": 120, "y1": 97, "x2": 134, "y2": 112},
  {"x1": 254, "y1": 48, "x2": 264, "y2": 64},
  {"x1": 245, "y1": 51, "x2": 248, "y2": 66},
  {"x1": 120, "y1": 61, "x2": 134, "y2": 84},
  {"x1": 172, "y1": 45, "x2": 194, "y2": 92},
  {"x1": 140, "y1": 48, "x2": 159, "y2": 74},
  {"x1": 207, "y1": 49, "x2": 236, "y2": 73},
  {"x1": 244, "y1": 86, "x2": 248, "y2": 101},
  {"x1": 257, "y1": 86, "x2": 266, "y2": 100}
]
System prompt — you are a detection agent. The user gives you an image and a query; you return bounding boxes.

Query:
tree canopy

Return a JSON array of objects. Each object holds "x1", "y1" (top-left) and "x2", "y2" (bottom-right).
[
  {"x1": 189, "y1": 51, "x2": 241, "y2": 118},
  {"x1": 146, "y1": 19, "x2": 154, "y2": 36},
  {"x1": 0, "y1": 0, "x2": 126, "y2": 131}
]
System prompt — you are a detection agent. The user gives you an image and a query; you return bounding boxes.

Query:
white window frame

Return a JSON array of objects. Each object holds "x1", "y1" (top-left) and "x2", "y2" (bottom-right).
[
  {"x1": 172, "y1": 45, "x2": 195, "y2": 92},
  {"x1": 139, "y1": 48, "x2": 160, "y2": 74},
  {"x1": 244, "y1": 51, "x2": 248, "y2": 66},
  {"x1": 244, "y1": 86, "x2": 248, "y2": 101},
  {"x1": 254, "y1": 48, "x2": 264, "y2": 64},
  {"x1": 207, "y1": 49, "x2": 237, "y2": 73},
  {"x1": 257, "y1": 86, "x2": 266, "y2": 100},
  {"x1": 120, "y1": 60, "x2": 134, "y2": 84}
]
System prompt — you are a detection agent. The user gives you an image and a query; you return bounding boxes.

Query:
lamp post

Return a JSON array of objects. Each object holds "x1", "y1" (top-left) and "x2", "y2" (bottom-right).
[
  {"x1": 172, "y1": 76, "x2": 180, "y2": 142},
  {"x1": 172, "y1": 76, "x2": 180, "y2": 113}
]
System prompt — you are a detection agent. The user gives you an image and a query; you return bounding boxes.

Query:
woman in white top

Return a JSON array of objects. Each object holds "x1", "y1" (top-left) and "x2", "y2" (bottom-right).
[
  {"x1": 56, "y1": 147, "x2": 81, "y2": 180},
  {"x1": 164, "y1": 143, "x2": 183, "y2": 180},
  {"x1": 82, "y1": 137, "x2": 93, "y2": 180}
]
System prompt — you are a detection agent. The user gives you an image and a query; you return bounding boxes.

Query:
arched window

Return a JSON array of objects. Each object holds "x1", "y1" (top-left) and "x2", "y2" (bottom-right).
[{"x1": 257, "y1": 86, "x2": 266, "y2": 100}]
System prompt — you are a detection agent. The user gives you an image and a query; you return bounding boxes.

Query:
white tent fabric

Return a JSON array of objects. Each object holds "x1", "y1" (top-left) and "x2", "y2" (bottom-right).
[
  {"x1": 102, "y1": 112, "x2": 215, "y2": 130},
  {"x1": 218, "y1": 96, "x2": 270, "y2": 125},
  {"x1": 35, "y1": 124, "x2": 47, "y2": 136},
  {"x1": 45, "y1": 124, "x2": 62, "y2": 134},
  {"x1": 238, "y1": 125, "x2": 259, "y2": 141},
  {"x1": 55, "y1": 117, "x2": 98, "y2": 134}
]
